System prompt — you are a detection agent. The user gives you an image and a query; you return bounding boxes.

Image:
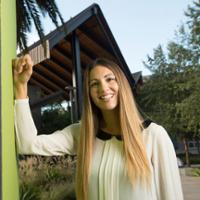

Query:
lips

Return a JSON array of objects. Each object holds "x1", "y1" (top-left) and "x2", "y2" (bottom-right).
[{"x1": 99, "y1": 94, "x2": 114, "y2": 101}]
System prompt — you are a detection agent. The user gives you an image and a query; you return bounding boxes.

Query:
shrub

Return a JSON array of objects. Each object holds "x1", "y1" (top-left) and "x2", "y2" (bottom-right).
[
  {"x1": 191, "y1": 168, "x2": 200, "y2": 177},
  {"x1": 177, "y1": 153, "x2": 200, "y2": 165},
  {"x1": 18, "y1": 155, "x2": 76, "y2": 199},
  {"x1": 20, "y1": 184, "x2": 40, "y2": 200}
]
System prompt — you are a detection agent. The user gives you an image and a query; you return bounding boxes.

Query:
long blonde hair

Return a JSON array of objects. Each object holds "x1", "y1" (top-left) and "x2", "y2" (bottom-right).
[{"x1": 76, "y1": 58, "x2": 151, "y2": 200}]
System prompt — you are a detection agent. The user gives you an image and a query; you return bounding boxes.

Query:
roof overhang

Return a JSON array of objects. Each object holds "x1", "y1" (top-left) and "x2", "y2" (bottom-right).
[{"x1": 22, "y1": 4, "x2": 135, "y2": 101}]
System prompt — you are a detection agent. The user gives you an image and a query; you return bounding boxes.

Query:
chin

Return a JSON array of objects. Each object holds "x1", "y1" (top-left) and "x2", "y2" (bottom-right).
[{"x1": 99, "y1": 103, "x2": 118, "y2": 111}]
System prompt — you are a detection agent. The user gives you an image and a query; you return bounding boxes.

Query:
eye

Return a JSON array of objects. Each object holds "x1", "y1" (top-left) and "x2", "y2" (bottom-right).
[
  {"x1": 106, "y1": 77, "x2": 116, "y2": 82},
  {"x1": 89, "y1": 81, "x2": 99, "y2": 88}
]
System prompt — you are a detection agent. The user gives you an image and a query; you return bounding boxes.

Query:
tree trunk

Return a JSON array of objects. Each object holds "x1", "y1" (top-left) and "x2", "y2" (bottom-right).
[
  {"x1": 183, "y1": 136, "x2": 190, "y2": 166},
  {"x1": 196, "y1": 138, "x2": 200, "y2": 154}
]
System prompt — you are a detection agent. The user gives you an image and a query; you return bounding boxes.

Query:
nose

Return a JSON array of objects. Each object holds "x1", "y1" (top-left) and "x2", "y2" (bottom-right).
[{"x1": 98, "y1": 80, "x2": 109, "y2": 93}]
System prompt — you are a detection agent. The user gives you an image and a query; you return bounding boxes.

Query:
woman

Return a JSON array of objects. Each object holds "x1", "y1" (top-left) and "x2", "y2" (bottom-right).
[{"x1": 14, "y1": 55, "x2": 183, "y2": 200}]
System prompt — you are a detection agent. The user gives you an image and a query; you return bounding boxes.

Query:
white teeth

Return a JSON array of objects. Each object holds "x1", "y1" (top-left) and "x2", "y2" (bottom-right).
[{"x1": 100, "y1": 94, "x2": 113, "y2": 100}]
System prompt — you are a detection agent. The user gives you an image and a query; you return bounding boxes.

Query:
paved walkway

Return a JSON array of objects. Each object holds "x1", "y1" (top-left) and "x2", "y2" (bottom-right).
[{"x1": 181, "y1": 175, "x2": 200, "y2": 200}]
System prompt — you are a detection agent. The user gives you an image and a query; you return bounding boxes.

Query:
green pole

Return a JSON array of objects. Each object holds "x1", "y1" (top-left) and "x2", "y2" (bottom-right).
[{"x1": 1, "y1": 0, "x2": 19, "y2": 199}]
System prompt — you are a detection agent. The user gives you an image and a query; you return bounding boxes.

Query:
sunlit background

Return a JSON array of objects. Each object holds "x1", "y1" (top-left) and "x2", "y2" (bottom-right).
[{"x1": 27, "y1": 0, "x2": 193, "y2": 74}]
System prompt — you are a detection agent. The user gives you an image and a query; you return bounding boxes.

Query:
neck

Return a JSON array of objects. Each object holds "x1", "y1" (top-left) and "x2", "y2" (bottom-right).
[{"x1": 100, "y1": 108, "x2": 121, "y2": 135}]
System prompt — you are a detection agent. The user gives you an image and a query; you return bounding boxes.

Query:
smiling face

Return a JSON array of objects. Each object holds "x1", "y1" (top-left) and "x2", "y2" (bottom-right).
[{"x1": 89, "y1": 65, "x2": 119, "y2": 112}]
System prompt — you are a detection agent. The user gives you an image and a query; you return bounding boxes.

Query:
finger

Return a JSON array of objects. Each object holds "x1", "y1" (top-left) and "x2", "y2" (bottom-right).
[
  {"x1": 12, "y1": 58, "x2": 20, "y2": 69},
  {"x1": 13, "y1": 54, "x2": 34, "y2": 75},
  {"x1": 16, "y1": 55, "x2": 32, "y2": 73},
  {"x1": 24, "y1": 54, "x2": 34, "y2": 66},
  {"x1": 23, "y1": 54, "x2": 34, "y2": 71},
  {"x1": 13, "y1": 57, "x2": 24, "y2": 73}
]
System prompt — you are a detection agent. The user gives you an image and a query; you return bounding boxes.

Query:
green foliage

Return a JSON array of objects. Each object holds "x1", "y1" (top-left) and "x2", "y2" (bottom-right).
[
  {"x1": 45, "y1": 168, "x2": 62, "y2": 182},
  {"x1": 177, "y1": 153, "x2": 200, "y2": 165},
  {"x1": 143, "y1": 45, "x2": 167, "y2": 74},
  {"x1": 18, "y1": 155, "x2": 76, "y2": 200},
  {"x1": 40, "y1": 102, "x2": 71, "y2": 134},
  {"x1": 16, "y1": 0, "x2": 64, "y2": 50},
  {"x1": 138, "y1": 0, "x2": 200, "y2": 167},
  {"x1": 191, "y1": 168, "x2": 200, "y2": 177},
  {"x1": 20, "y1": 183, "x2": 40, "y2": 200},
  {"x1": 185, "y1": 0, "x2": 200, "y2": 49},
  {"x1": 139, "y1": 0, "x2": 200, "y2": 140}
]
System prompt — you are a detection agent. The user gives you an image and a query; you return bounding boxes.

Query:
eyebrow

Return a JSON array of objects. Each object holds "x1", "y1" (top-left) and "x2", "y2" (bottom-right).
[
  {"x1": 89, "y1": 73, "x2": 115, "y2": 83},
  {"x1": 104, "y1": 73, "x2": 115, "y2": 78}
]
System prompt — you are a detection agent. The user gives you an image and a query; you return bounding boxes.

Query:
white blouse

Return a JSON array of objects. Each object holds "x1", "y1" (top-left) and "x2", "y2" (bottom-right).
[{"x1": 14, "y1": 99, "x2": 183, "y2": 200}]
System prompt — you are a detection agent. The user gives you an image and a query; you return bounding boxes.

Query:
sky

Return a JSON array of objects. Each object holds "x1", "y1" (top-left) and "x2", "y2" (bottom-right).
[{"x1": 28, "y1": 0, "x2": 194, "y2": 75}]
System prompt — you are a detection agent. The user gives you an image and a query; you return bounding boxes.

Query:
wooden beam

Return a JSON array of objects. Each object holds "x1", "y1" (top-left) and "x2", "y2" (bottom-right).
[
  {"x1": 77, "y1": 29, "x2": 115, "y2": 60},
  {"x1": 32, "y1": 71, "x2": 64, "y2": 91},
  {"x1": 50, "y1": 48, "x2": 73, "y2": 71},
  {"x1": 79, "y1": 26, "x2": 113, "y2": 54},
  {"x1": 61, "y1": 39, "x2": 92, "y2": 67},
  {"x1": 44, "y1": 59, "x2": 72, "y2": 81},
  {"x1": 36, "y1": 64, "x2": 69, "y2": 87},
  {"x1": 29, "y1": 78, "x2": 54, "y2": 94}
]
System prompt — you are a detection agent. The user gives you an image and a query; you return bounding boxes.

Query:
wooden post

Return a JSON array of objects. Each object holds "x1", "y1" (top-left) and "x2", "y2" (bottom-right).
[
  {"x1": 71, "y1": 31, "x2": 83, "y2": 121},
  {"x1": 0, "y1": 0, "x2": 19, "y2": 199}
]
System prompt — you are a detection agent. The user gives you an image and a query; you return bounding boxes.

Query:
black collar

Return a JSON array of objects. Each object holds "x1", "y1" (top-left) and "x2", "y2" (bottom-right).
[
  {"x1": 96, "y1": 130, "x2": 122, "y2": 141},
  {"x1": 142, "y1": 119, "x2": 153, "y2": 128},
  {"x1": 96, "y1": 120, "x2": 153, "y2": 141}
]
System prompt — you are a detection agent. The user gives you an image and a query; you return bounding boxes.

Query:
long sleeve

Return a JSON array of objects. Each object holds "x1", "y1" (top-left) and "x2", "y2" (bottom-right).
[
  {"x1": 150, "y1": 124, "x2": 184, "y2": 200},
  {"x1": 14, "y1": 99, "x2": 80, "y2": 156}
]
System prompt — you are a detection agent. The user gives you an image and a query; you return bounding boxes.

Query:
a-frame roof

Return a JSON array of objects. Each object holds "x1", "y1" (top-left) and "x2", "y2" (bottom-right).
[{"x1": 26, "y1": 4, "x2": 135, "y2": 99}]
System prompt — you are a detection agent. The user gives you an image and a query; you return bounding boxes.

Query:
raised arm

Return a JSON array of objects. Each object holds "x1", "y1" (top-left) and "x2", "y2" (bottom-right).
[
  {"x1": 13, "y1": 55, "x2": 80, "y2": 156},
  {"x1": 13, "y1": 54, "x2": 33, "y2": 99}
]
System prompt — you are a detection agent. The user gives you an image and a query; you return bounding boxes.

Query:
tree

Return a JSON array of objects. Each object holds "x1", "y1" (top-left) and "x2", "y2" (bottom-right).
[
  {"x1": 139, "y1": 45, "x2": 188, "y2": 164},
  {"x1": 138, "y1": 20, "x2": 200, "y2": 166},
  {"x1": 185, "y1": 0, "x2": 200, "y2": 56},
  {"x1": 182, "y1": 0, "x2": 200, "y2": 140},
  {"x1": 40, "y1": 102, "x2": 71, "y2": 135},
  {"x1": 139, "y1": 45, "x2": 177, "y2": 133},
  {"x1": 16, "y1": 0, "x2": 64, "y2": 50}
]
